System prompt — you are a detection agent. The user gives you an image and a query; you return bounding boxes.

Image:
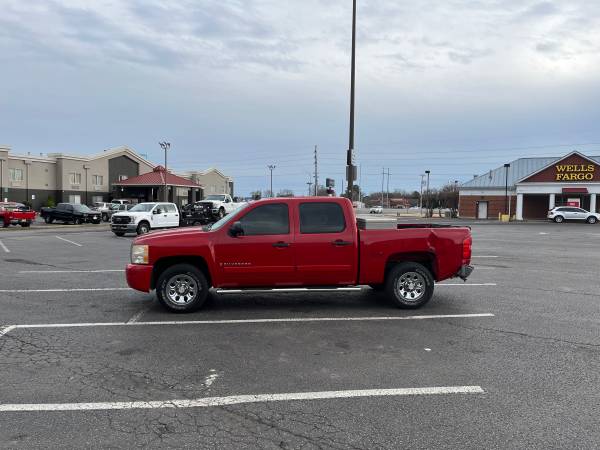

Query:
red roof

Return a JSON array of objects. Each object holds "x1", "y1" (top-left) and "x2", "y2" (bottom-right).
[{"x1": 113, "y1": 166, "x2": 202, "y2": 188}]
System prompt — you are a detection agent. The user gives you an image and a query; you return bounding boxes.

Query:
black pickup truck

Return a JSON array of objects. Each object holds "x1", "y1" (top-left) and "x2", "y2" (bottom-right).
[{"x1": 40, "y1": 203, "x2": 102, "y2": 224}]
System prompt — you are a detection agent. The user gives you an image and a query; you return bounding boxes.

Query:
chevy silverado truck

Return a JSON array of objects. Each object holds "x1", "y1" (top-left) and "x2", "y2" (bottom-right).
[{"x1": 126, "y1": 197, "x2": 473, "y2": 312}]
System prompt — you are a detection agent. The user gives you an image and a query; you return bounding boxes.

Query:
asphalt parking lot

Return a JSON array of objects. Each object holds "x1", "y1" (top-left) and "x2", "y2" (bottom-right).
[{"x1": 0, "y1": 222, "x2": 599, "y2": 448}]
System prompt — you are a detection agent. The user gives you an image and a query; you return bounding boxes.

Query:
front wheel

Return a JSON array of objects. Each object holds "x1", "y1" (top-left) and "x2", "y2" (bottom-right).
[
  {"x1": 156, "y1": 264, "x2": 209, "y2": 313},
  {"x1": 113, "y1": 232, "x2": 125, "y2": 237},
  {"x1": 554, "y1": 215, "x2": 564, "y2": 223},
  {"x1": 44, "y1": 216, "x2": 54, "y2": 224},
  {"x1": 587, "y1": 216, "x2": 597, "y2": 224},
  {"x1": 137, "y1": 222, "x2": 150, "y2": 235},
  {"x1": 385, "y1": 262, "x2": 434, "y2": 309},
  {"x1": 218, "y1": 208, "x2": 225, "y2": 219},
  {"x1": 102, "y1": 213, "x2": 109, "y2": 222}
]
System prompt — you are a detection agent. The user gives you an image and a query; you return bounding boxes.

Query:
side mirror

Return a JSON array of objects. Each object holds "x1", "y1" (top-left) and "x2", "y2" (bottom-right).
[
  {"x1": 229, "y1": 221, "x2": 244, "y2": 237},
  {"x1": 153, "y1": 208, "x2": 161, "y2": 215}
]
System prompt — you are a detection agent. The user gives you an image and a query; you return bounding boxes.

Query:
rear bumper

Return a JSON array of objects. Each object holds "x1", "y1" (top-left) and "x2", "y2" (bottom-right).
[
  {"x1": 457, "y1": 264, "x2": 474, "y2": 281},
  {"x1": 126, "y1": 264, "x2": 153, "y2": 292}
]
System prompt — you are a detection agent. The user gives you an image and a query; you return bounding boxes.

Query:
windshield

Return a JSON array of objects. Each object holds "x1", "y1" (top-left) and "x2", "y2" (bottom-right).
[
  {"x1": 129, "y1": 203, "x2": 156, "y2": 212},
  {"x1": 74, "y1": 204, "x2": 92, "y2": 212},
  {"x1": 205, "y1": 195, "x2": 226, "y2": 201},
  {"x1": 209, "y1": 202, "x2": 249, "y2": 231}
]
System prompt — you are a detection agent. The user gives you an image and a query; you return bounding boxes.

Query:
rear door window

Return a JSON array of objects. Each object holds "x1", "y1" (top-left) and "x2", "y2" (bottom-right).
[{"x1": 299, "y1": 202, "x2": 346, "y2": 234}]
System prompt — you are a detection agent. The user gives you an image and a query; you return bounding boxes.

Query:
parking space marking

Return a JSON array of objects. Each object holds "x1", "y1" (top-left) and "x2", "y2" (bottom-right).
[
  {"x1": 0, "y1": 240, "x2": 10, "y2": 253},
  {"x1": 18, "y1": 269, "x2": 122, "y2": 274},
  {"x1": 0, "y1": 288, "x2": 130, "y2": 293},
  {"x1": 472, "y1": 255, "x2": 499, "y2": 258},
  {"x1": 55, "y1": 236, "x2": 82, "y2": 247},
  {"x1": 0, "y1": 385, "x2": 484, "y2": 412},
  {"x1": 126, "y1": 309, "x2": 147, "y2": 324},
  {"x1": 0, "y1": 325, "x2": 16, "y2": 337},
  {"x1": 438, "y1": 283, "x2": 497, "y2": 286},
  {"x1": 0, "y1": 313, "x2": 495, "y2": 337}
]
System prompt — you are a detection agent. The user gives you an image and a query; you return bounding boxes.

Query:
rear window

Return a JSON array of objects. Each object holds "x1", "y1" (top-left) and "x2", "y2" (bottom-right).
[{"x1": 299, "y1": 202, "x2": 346, "y2": 234}]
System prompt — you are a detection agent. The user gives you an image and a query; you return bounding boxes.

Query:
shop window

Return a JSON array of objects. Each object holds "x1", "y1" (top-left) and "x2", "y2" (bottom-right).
[
  {"x1": 69, "y1": 173, "x2": 82, "y2": 185},
  {"x1": 9, "y1": 168, "x2": 23, "y2": 182}
]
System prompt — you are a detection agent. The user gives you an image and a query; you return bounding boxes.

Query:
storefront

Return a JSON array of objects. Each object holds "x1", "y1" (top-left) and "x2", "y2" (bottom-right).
[{"x1": 459, "y1": 151, "x2": 600, "y2": 220}]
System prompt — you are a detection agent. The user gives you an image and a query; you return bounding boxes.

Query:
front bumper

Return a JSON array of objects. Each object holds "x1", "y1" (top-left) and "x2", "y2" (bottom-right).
[
  {"x1": 126, "y1": 264, "x2": 153, "y2": 292},
  {"x1": 457, "y1": 264, "x2": 474, "y2": 281},
  {"x1": 111, "y1": 223, "x2": 138, "y2": 233}
]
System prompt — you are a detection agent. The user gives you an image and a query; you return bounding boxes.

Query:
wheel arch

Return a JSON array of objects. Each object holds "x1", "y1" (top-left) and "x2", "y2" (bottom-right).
[
  {"x1": 151, "y1": 255, "x2": 212, "y2": 290},
  {"x1": 384, "y1": 252, "x2": 437, "y2": 281}
]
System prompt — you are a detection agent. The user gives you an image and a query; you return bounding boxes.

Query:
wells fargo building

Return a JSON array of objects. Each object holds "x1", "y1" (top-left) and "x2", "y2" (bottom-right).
[{"x1": 459, "y1": 151, "x2": 600, "y2": 220}]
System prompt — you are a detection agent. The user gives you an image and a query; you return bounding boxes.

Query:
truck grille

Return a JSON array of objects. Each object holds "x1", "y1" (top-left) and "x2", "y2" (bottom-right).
[{"x1": 112, "y1": 216, "x2": 131, "y2": 224}]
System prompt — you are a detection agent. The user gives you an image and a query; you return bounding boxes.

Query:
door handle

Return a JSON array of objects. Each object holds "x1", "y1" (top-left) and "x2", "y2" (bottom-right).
[
  {"x1": 272, "y1": 241, "x2": 290, "y2": 248},
  {"x1": 332, "y1": 239, "x2": 352, "y2": 246}
]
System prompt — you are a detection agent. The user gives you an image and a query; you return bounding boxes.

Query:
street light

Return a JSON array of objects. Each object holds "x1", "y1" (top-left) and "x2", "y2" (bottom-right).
[
  {"x1": 346, "y1": 0, "x2": 357, "y2": 202},
  {"x1": 268, "y1": 165, "x2": 276, "y2": 197},
  {"x1": 504, "y1": 163, "x2": 510, "y2": 216},
  {"x1": 425, "y1": 170, "x2": 430, "y2": 217},
  {"x1": 159, "y1": 142, "x2": 170, "y2": 202}
]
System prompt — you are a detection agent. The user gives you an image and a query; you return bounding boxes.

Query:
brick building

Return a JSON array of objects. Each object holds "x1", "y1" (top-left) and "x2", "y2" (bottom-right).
[{"x1": 459, "y1": 151, "x2": 600, "y2": 220}]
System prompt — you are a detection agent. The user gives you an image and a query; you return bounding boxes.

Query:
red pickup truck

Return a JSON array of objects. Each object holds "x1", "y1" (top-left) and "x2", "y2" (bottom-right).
[
  {"x1": 0, "y1": 202, "x2": 36, "y2": 228},
  {"x1": 126, "y1": 197, "x2": 473, "y2": 312}
]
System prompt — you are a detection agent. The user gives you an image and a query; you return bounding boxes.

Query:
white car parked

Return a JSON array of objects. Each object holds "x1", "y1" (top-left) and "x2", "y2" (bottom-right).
[
  {"x1": 369, "y1": 206, "x2": 383, "y2": 214},
  {"x1": 111, "y1": 202, "x2": 180, "y2": 236},
  {"x1": 198, "y1": 194, "x2": 245, "y2": 219},
  {"x1": 548, "y1": 206, "x2": 599, "y2": 224}
]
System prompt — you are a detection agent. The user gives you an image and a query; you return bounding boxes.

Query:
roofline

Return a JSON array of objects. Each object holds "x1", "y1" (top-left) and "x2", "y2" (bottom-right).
[
  {"x1": 515, "y1": 151, "x2": 595, "y2": 183},
  {"x1": 113, "y1": 182, "x2": 204, "y2": 188}
]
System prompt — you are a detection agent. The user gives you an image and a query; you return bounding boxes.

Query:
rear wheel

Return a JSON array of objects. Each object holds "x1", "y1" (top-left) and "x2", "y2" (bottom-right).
[
  {"x1": 554, "y1": 215, "x2": 564, "y2": 223},
  {"x1": 385, "y1": 262, "x2": 434, "y2": 309},
  {"x1": 156, "y1": 264, "x2": 209, "y2": 313},
  {"x1": 1, "y1": 219, "x2": 8, "y2": 228},
  {"x1": 20, "y1": 222, "x2": 31, "y2": 227},
  {"x1": 587, "y1": 216, "x2": 597, "y2": 224},
  {"x1": 137, "y1": 221, "x2": 150, "y2": 235}
]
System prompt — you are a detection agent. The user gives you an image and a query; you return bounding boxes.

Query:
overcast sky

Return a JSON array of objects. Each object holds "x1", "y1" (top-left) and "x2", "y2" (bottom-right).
[{"x1": 2, "y1": 0, "x2": 600, "y2": 196}]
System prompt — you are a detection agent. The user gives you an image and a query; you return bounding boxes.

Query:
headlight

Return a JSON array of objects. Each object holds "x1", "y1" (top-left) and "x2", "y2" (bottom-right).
[{"x1": 131, "y1": 245, "x2": 149, "y2": 265}]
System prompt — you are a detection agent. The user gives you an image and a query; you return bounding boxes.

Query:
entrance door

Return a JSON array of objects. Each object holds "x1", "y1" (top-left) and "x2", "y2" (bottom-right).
[{"x1": 477, "y1": 201, "x2": 488, "y2": 219}]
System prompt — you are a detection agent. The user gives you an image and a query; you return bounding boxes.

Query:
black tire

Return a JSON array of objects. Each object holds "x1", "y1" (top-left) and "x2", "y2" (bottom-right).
[
  {"x1": 554, "y1": 215, "x2": 564, "y2": 223},
  {"x1": 1, "y1": 219, "x2": 8, "y2": 228},
  {"x1": 385, "y1": 262, "x2": 435, "y2": 309},
  {"x1": 20, "y1": 222, "x2": 31, "y2": 227},
  {"x1": 92, "y1": 219, "x2": 101, "y2": 224},
  {"x1": 44, "y1": 216, "x2": 54, "y2": 224},
  {"x1": 587, "y1": 216, "x2": 597, "y2": 224},
  {"x1": 137, "y1": 221, "x2": 150, "y2": 235},
  {"x1": 102, "y1": 213, "x2": 109, "y2": 222},
  {"x1": 156, "y1": 263, "x2": 209, "y2": 313},
  {"x1": 113, "y1": 232, "x2": 125, "y2": 237},
  {"x1": 369, "y1": 284, "x2": 385, "y2": 291},
  {"x1": 218, "y1": 208, "x2": 225, "y2": 219}
]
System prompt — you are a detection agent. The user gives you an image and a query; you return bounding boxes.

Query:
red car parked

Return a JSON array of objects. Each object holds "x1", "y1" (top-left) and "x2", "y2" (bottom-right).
[
  {"x1": 126, "y1": 197, "x2": 473, "y2": 312},
  {"x1": 0, "y1": 202, "x2": 36, "y2": 228}
]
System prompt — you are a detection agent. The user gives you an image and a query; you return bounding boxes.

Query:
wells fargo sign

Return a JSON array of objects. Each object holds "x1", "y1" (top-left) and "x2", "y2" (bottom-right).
[{"x1": 555, "y1": 164, "x2": 595, "y2": 181}]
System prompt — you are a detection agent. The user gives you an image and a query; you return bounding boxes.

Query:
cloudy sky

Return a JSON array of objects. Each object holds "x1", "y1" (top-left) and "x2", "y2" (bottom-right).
[{"x1": 2, "y1": 0, "x2": 600, "y2": 196}]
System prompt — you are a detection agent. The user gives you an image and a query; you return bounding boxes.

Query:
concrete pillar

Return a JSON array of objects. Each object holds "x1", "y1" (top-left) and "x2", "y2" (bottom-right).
[
  {"x1": 516, "y1": 193, "x2": 524, "y2": 221},
  {"x1": 549, "y1": 193, "x2": 556, "y2": 210},
  {"x1": 591, "y1": 193, "x2": 597, "y2": 213}
]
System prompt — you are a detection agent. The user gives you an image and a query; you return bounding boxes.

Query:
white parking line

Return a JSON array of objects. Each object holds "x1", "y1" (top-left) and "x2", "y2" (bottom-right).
[
  {"x1": 0, "y1": 313, "x2": 495, "y2": 338},
  {"x1": 438, "y1": 283, "x2": 497, "y2": 286},
  {"x1": 0, "y1": 386, "x2": 484, "y2": 412},
  {"x1": 18, "y1": 269, "x2": 122, "y2": 274},
  {"x1": 0, "y1": 325, "x2": 16, "y2": 337},
  {"x1": 0, "y1": 288, "x2": 130, "y2": 293},
  {"x1": 0, "y1": 240, "x2": 10, "y2": 253},
  {"x1": 55, "y1": 236, "x2": 82, "y2": 247},
  {"x1": 126, "y1": 309, "x2": 147, "y2": 324},
  {"x1": 472, "y1": 256, "x2": 499, "y2": 258}
]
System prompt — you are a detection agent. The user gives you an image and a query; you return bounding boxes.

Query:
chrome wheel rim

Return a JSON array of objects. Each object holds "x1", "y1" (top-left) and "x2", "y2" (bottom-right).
[
  {"x1": 166, "y1": 274, "x2": 198, "y2": 305},
  {"x1": 395, "y1": 271, "x2": 426, "y2": 302},
  {"x1": 140, "y1": 225, "x2": 149, "y2": 233}
]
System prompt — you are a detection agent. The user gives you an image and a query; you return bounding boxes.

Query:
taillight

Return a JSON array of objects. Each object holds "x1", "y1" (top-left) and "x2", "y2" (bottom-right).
[{"x1": 462, "y1": 236, "x2": 472, "y2": 264}]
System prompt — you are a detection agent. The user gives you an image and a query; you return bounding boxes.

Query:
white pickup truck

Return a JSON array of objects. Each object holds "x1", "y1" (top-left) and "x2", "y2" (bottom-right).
[
  {"x1": 198, "y1": 194, "x2": 244, "y2": 220},
  {"x1": 110, "y1": 202, "x2": 180, "y2": 236}
]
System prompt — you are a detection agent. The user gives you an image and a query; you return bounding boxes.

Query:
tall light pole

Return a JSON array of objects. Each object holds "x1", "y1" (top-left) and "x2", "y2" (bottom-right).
[
  {"x1": 159, "y1": 141, "x2": 170, "y2": 202},
  {"x1": 268, "y1": 165, "x2": 276, "y2": 197},
  {"x1": 504, "y1": 163, "x2": 510, "y2": 215},
  {"x1": 425, "y1": 170, "x2": 431, "y2": 217},
  {"x1": 346, "y1": 0, "x2": 357, "y2": 202}
]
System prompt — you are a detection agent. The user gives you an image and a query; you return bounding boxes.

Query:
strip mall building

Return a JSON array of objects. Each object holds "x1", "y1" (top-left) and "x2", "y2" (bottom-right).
[{"x1": 459, "y1": 151, "x2": 600, "y2": 220}]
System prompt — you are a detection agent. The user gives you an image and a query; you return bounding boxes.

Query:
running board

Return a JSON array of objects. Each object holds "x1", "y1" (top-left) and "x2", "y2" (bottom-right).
[{"x1": 215, "y1": 287, "x2": 363, "y2": 294}]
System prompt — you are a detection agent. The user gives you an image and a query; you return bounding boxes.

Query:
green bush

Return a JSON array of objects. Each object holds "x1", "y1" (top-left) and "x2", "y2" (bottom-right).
[{"x1": 44, "y1": 196, "x2": 56, "y2": 208}]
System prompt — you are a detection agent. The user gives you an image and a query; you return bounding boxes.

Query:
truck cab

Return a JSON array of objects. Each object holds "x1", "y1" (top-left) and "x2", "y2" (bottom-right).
[{"x1": 126, "y1": 197, "x2": 473, "y2": 312}]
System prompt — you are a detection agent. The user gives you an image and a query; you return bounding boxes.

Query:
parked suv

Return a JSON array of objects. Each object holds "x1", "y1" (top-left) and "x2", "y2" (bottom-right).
[
  {"x1": 548, "y1": 206, "x2": 599, "y2": 224},
  {"x1": 111, "y1": 202, "x2": 180, "y2": 236}
]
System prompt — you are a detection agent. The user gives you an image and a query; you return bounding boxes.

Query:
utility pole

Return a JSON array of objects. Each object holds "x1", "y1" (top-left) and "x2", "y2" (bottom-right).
[
  {"x1": 358, "y1": 165, "x2": 362, "y2": 203},
  {"x1": 504, "y1": 163, "x2": 510, "y2": 215},
  {"x1": 314, "y1": 145, "x2": 318, "y2": 196},
  {"x1": 386, "y1": 168, "x2": 390, "y2": 208},
  {"x1": 419, "y1": 174, "x2": 425, "y2": 214},
  {"x1": 381, "y1": 168, "x2": 385, "y2": 209},
  {"x1": 268, "y1": 165, "x2": 276, "y2": 197},
  {"x1": 346, "y1": 0, "x2": 357, "y2": 202},
  {"x1": 306, "y1": 180, "x2": 313, "y2": 196},
  {"x1": 425, "y1": 170, "x2": 431, "y2": 217},
  {"x1": 159, "y1": 141, "x2": 170, "y2": 202}
]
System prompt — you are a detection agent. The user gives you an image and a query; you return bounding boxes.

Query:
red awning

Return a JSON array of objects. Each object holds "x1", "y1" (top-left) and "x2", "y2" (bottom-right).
[{"x1": 562, "y1": 187, "x2": 588, "y2": 194}]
